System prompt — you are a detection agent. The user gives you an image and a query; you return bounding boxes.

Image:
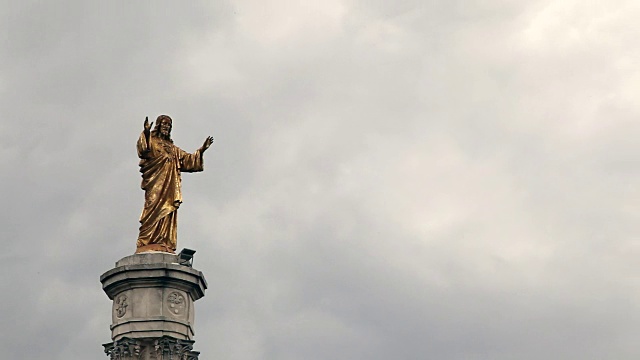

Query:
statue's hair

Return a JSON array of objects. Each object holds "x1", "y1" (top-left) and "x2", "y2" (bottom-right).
[
  {"x1": 152, "y1": 115, "x2": 173, "y2": 142},
  {"x1": 155, "y1": 115, "x2": 172, "y2": 125}
]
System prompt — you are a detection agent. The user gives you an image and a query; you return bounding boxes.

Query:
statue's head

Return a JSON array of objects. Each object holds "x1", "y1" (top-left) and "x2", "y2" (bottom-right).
[{"x1": 154, "y1": 115, "x2": 173, "y2": 140}]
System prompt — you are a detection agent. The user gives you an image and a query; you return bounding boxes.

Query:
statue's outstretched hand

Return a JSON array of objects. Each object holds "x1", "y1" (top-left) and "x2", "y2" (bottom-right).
[
  {"x1": 201, "y1": 136, "x2": 214, "y2": 153},
  {"x1": 144, "y1": 117, "x2": 153, "y2": 136}
]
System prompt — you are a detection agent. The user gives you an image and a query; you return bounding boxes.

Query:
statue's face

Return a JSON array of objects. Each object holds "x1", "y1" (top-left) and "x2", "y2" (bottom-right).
[{"x1": 158, "y1": 119, "x2": 172, "y2": 137}]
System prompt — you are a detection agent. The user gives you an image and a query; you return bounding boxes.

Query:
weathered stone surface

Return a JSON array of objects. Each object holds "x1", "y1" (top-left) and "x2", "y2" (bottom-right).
[{"x1": 101, "y1": 252, "x2": 207, "y2": 341}]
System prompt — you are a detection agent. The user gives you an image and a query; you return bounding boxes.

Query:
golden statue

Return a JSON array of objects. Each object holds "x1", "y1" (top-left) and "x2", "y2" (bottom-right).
[{"x1": 135, "y1": 115, "x2": 213, "y2": 253}]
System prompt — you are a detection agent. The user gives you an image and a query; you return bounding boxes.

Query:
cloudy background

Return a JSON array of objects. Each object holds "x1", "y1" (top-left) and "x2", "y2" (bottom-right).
[{"x1": 1, "y1": 1, "x2": 639, "y2": 359}]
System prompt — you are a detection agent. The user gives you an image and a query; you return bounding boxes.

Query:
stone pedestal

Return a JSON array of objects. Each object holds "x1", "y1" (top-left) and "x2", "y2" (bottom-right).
[{"x1": 101, "y1": 251, "x2": 207, "y2": 359}]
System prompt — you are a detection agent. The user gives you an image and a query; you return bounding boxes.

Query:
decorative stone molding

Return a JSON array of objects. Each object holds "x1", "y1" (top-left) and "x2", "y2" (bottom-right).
[
  {"x1": 185, "y1": 351, "x2": 200, "y2": 360},
  {"x1": 104, "y1": 337, "x2": 200, "y2": 360},
  {"x1": 104, "y1": 337, "x2": 142, "y2": 360},
  {"x1": 154, "y1": 337, "x2": 199, "y2": 360}
]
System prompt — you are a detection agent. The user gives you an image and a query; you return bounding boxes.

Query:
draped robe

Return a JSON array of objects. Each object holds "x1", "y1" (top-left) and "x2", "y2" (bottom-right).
[{"x1": 136, "y1": 131, "x2": 203, "y2": 253}]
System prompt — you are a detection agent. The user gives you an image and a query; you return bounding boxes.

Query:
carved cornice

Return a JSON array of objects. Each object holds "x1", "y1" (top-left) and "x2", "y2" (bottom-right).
[
  {"x1": 103, "y1": 338, "x2": 142, "y2": 360},
  {"x1": 104, "y1": 337, "x2": 200, "y2": 359},
  {"x1": 101, "y1": 264, "x2": 207, "y2": 301},
  {"x1": 154, "y1": 336, "x2": 199, "y2": 360}
]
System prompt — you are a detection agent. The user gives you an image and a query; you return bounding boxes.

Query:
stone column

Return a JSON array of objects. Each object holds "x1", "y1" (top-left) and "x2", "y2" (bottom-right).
[{"x1": 101, "y1": 251, "x2": 207, "y2": 359}]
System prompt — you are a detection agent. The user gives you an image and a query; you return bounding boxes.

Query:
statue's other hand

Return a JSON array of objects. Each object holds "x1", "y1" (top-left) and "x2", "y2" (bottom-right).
[{"x1": 201, "y1": 136, "x2": 214, "y2": 152}]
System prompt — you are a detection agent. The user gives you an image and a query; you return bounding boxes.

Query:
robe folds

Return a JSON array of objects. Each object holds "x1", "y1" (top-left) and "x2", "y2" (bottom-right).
[{"x1": 136, "y1": 131, "x2": 203, "y2": 253}]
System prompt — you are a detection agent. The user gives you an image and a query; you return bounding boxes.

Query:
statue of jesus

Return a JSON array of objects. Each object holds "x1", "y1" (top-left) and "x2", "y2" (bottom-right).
[{"x1": 135, "y1": 115, "x2": 213, "y2": 253}]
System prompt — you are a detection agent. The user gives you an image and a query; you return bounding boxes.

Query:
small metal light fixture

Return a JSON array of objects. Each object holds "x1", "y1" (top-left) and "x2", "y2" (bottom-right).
[{"x1": 178, "y1": 248, "x2": 196, "y2": 267}]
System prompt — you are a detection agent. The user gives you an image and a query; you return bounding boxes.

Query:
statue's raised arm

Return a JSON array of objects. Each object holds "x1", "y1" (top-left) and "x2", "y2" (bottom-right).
[
  {"x1": 143, "y1": 117, "x2": 152, "y2": 139},
  {"x1": 200, "y1": 136, "x2": 214, "y2": 153},
  {"x1": 138, "y1": 117, "x2": 153, "y2": 155},
  {"x1": 135, "y1": 115, "x2": 213, "y2": 254}
]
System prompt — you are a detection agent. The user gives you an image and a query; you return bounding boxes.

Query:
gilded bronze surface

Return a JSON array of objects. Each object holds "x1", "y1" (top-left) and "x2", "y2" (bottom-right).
[{"x1": 135, "y1": 115, "x2": 213, "y2": 254}]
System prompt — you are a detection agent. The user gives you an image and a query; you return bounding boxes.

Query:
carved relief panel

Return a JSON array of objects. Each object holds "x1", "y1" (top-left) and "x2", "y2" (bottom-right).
[
  {"x1": 113, "y1": 291, "x2": 131, "y2": 321},
  {"x1": 165, "y1": 290, "x2": 188, "y2": 318}
]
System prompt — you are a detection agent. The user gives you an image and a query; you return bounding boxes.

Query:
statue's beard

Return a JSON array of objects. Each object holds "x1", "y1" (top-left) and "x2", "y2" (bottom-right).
[{"x1": 159, "y1": 129, "x2": 171, "y2": 140}]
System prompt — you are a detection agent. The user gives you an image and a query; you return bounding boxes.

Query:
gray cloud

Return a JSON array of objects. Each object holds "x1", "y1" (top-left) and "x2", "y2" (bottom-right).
[{"x1": 0, "y1": 1, "x2": 638, "y2": 359}]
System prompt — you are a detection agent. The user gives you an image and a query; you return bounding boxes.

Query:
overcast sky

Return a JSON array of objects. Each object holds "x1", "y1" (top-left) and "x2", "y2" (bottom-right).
[{"x1": 1, "y1": 1, "x2": 639, "y2": 359}]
